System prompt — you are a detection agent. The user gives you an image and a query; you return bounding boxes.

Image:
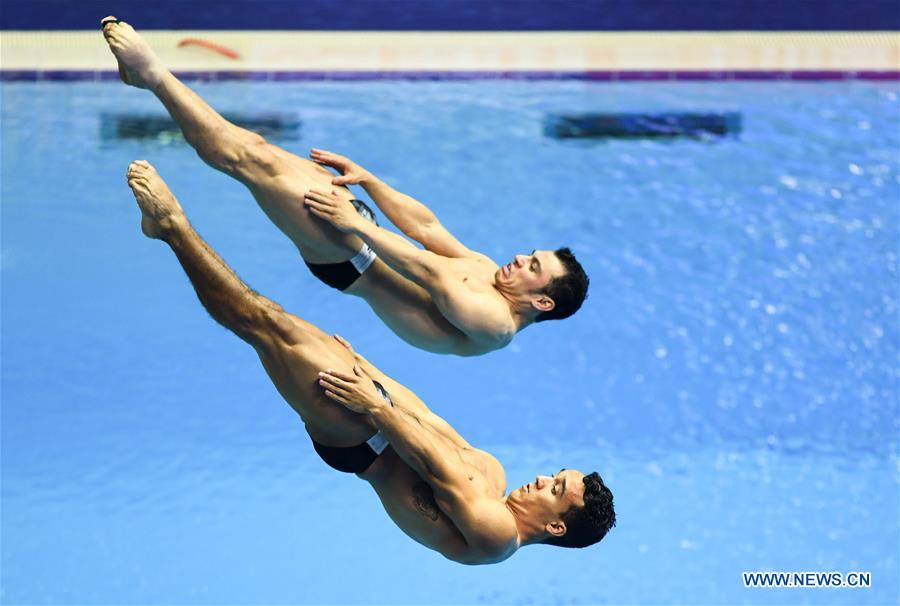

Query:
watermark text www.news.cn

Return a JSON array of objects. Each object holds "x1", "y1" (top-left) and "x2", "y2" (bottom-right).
[{"x1": 743, "y1": 571, "x2": 871, "y2": 588}]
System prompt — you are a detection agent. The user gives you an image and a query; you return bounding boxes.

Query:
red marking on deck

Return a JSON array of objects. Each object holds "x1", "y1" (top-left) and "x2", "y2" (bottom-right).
[{"x1": 177, "y1": 38, "x2": 241, "y2": 60}]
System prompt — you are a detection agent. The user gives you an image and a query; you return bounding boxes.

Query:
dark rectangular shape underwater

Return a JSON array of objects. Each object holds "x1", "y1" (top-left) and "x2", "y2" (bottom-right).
[
  {"x1": 100, "y1": 112, "x2": 301, "y2": 141},
  {"x1": 544, "y1": 111, "x2": 743, "y2": 139}
]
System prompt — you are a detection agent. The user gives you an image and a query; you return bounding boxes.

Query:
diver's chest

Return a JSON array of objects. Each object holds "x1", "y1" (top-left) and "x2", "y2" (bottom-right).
[
  {"x1": 447, "y1": 262, "x2": 495, "y2": 291},
  {"x1": 456, "y1": 451, "x2": 506, "y2": 497}
]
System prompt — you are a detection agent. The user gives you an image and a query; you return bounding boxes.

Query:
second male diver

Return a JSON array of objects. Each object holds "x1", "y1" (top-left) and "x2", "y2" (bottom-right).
[{"x1": 101, "y1": 17, "x2": 590, "y2": 356}]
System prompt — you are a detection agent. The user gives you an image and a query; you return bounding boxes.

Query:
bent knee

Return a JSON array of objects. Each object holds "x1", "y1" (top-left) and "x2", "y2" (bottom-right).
[
  {"x1": 234, "y1": 138, "x2": 282, "y2": 180},
  {"x1": 250, "y1": 305, "x2": 326, "y2": 350},
  {"x1": 202, "y1": 132, "x2": 280, "y2": 180}
]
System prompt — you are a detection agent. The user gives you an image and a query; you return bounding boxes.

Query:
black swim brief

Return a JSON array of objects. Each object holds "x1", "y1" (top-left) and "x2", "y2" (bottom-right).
[
  {"x1": 305, "y1": 199, "x2": 379, "y2": 291},
  {"x1": 307, "y1": 380, "x2": 393, "y2": 474}
]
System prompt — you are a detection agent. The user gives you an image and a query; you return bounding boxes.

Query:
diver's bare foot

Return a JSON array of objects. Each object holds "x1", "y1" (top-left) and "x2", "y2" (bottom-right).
[
  {"x1": 126, "y1": 161, "x2": 186, "y2": 239},
  {"x1": 101, "y1": 16, "x2": 167, "y2": 90}
]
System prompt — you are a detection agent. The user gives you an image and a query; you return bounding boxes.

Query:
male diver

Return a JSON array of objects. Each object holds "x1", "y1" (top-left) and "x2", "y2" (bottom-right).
[
  {"x1": 123, "y1": 159, "x2": 614, "y2": 564},
  {"x1": 101, "y1": 17, "x2": 589, "y2": 356}
]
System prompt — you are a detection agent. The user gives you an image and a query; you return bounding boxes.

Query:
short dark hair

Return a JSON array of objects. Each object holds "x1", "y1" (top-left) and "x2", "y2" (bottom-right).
[
  {"x1": 535, "y1": 247, "x2": 589, "y2": 322},
  {"x1": 544, "y1": 472, "x2": 616, "y2": 549}
]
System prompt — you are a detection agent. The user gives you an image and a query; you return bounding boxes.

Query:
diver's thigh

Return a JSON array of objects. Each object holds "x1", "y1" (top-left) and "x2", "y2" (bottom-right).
[
  {"x1": 253, "y1": 330, "x2": 376, "y2": 446},
  {"x1": 245, "y1": 165, "x2": 366, "y2": 264},
  {"x1": 270, "y1": 147, "x2": 340, "y2": 183}
]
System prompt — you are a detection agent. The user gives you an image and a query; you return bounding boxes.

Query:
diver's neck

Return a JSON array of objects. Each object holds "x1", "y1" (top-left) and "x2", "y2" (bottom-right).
[
  {"x1": 496, "y1": 288, "x2": 537, "y2": 331},
  {"x1": 503, "y1": 497, "x2": 545, "y2": 547}
]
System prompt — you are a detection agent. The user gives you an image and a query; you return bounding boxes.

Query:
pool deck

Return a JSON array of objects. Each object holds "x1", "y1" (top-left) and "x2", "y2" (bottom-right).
[{"x1": 1, "y1": 31, "x2": 898, "y2": 80}]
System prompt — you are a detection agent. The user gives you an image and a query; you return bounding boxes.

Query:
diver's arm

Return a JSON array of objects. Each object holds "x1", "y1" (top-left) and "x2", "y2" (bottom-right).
[
  {"x1": 365, "y1": 399, "x2": 516, "y2": 560},
  {"x1": 317, "y1": 365, "x2": 463, "y2": 485},
  {"x1": 309, "y1": 148, "x2": 476, "y2": 258},
  {"x1": 352, "y1": 218, "x2": 450, "y2": 286},
  {"x1": 328, "y1": 335, "x2": 476, "y2": 447},
  {"x1": 303, "y1": 187, "x2": 444, "y2": 287},
  {"x1": 304, "y1": 189, "x2": 511, "y2": 343},
  {"x1": 356, "y1": 219, "x2": 513, "y2": 343},
  {"x1": 317, "y1": 367, "x2": 517, "y2": 560},
  {"x1": 355, "y1": 218, "x2": 513, "y2": 343},
  {"x1": 358, "y1": 175, "x2": 476, "y2": 258}
]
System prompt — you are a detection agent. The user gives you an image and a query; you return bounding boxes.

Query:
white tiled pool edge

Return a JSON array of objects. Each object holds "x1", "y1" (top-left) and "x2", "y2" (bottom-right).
[{"x1": 2, "y1": 31, "x2": 898, "y2": 74}]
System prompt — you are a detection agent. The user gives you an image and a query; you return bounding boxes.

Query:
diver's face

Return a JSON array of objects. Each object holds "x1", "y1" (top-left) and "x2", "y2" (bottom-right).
[
  {"x1": 514, "y1": 468, "x2": 586, "y2": 518},
  {"x1": 495, "y1": 249, "x2": 565, "y2": 294}
]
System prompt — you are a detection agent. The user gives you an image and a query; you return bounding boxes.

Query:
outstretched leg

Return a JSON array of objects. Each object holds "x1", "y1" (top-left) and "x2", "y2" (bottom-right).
[
  {"x1": 126, "y1": 160, "x2": 375, "y2": 446},
  {"x1": 104, "y1": 17, "x2": 361, "y2": 264}
]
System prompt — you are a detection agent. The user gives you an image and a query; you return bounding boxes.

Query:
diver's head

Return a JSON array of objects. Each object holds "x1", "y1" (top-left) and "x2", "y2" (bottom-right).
[
  {"x1": 495, "y1": 247, "x2": 589, "y2": 321},
  {"x1": 507, "y1": 469, "x2": 615, "y2": 548}
]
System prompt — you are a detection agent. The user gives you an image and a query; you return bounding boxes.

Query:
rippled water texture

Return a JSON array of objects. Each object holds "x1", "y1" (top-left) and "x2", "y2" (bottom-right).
[{"x1": 2, "y1": 80, "x2": 898, "y2": 604}]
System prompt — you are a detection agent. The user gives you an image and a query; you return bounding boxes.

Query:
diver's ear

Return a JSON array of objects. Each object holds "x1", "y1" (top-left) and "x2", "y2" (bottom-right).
[
  {"x1": 545, "y1": 519, "x2": 567, "y2": 538},
  {"x1": 531, "y1": 295, "x2": 555, "y2": 313}
]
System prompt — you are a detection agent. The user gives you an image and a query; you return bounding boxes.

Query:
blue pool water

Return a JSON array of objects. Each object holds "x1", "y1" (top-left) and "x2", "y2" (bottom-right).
[{"x1": 2, "y1": 80, "x2": 898, "y2": 604}]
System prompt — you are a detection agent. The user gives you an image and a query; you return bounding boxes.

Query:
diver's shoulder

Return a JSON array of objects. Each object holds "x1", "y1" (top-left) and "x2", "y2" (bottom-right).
[
  {"x1": 446, "y1": 520, "x2": 519, "y2": 565},
  {"x1": 459, "y1": 325, "x2": 514, "y2": 356}
]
